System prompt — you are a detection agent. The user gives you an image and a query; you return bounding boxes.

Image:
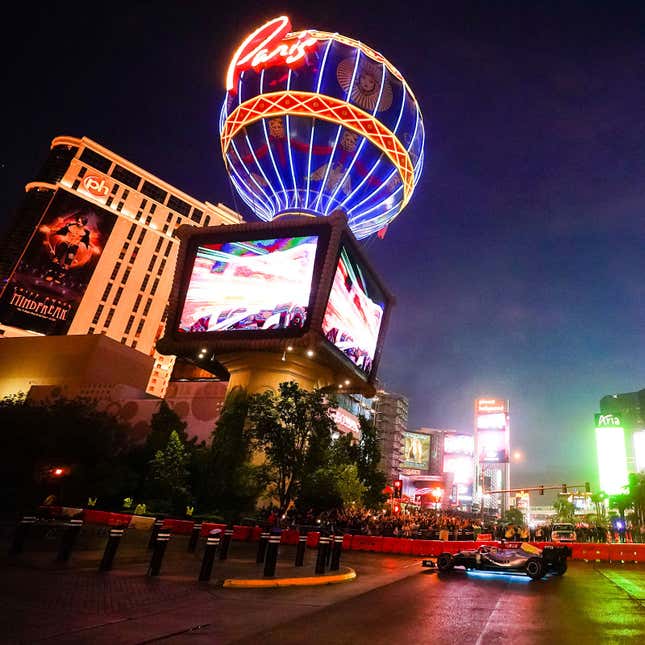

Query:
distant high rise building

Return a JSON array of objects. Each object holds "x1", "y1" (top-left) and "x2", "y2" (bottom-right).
[
  {"x1": 0, "y1": 135, "x2": 241, "y2": 399},
  {"x1": 374, "y1": 390, "x2": 408, "y2": 480}
]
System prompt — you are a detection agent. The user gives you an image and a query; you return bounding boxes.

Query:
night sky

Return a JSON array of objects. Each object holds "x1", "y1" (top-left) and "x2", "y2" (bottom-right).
[{"x1": 2, "y1": 1, "x2": 644, "y2": 497}]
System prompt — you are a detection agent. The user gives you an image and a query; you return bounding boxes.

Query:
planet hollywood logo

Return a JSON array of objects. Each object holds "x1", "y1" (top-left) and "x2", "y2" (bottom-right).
[
  {"x1": 477, "y1": 398, "x2": 506, "y2": 413},
  {"x1": 226, "y1": 16, "x2": 318, "y2": 93},
  {"x1": 82, "y1": 174, "x2": 112, "y2": 199}
]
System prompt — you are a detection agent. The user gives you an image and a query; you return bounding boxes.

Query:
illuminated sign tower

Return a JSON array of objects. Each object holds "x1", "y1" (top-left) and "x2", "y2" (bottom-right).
[
  {"x1": 474, "y1": 398, "x2": 511, "y2": 516},
  {"x1": 219, "y1": 16, "x2": 425, "y2": 239}
]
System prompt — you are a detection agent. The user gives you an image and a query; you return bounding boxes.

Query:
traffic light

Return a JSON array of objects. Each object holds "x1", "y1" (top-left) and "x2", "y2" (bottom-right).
[
  {"x1": 539, "y1": 485, "x2": 544, "y2": 496},
  {"x1": 393, "y1": 480, "x2": 402, "y2": 499},
  {"x1": 393, "y1": 502, "x2": 401, "y2": 514},
  {"x1": 561, "y1": 484, "x2": 567, "y2": 495},
  {"x1": 585, "y1": 482, "x2": 591, "y2": 493}
]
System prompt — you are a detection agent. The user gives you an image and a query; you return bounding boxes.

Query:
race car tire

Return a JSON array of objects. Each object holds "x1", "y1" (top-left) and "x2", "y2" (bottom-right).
[
  {"x1": 437, "y1": 553, "x2": 454, "y2": 572},
  {"x1": 553, "y1": 561, "x2": 567, "y2": 576},
  {"x1": 525, "y1": 557, "x2": 545, "y2": 580}
]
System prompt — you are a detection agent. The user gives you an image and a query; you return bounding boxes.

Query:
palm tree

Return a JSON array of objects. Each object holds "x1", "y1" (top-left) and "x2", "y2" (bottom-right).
[{"x1": 590, "y1": 491, "x2": 607, "y2": 523}]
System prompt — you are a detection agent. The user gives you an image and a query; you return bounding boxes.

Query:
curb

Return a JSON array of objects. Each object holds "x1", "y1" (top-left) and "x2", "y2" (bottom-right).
[{"x1": 222, "y1": 567, "x2": 357, "y2": 588}]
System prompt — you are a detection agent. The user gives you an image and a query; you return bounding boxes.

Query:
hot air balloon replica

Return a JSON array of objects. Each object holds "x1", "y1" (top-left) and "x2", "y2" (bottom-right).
[
  {"x1": 159, "y1": 17, "x2": 425, "y2": 395},
  {"x1": 220, "y1": 16, "x2": 424, "y2": 239}
]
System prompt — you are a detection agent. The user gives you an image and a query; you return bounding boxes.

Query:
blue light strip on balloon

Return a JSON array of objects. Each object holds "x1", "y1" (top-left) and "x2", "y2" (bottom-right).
[
  {"x1": 311, "y1": 47, "x2": 361, "y2": 213},
  {"x1": 352, "y1": 190, "x2": 402, "y2": 238},
  {"x1": 229, "y1": 137, "x2": 274, "y2": 213},
  {"x1": 285, "y1": 69, "x2": 299, "y2": 209},
  {"x1": 242, "y1": 130, "x2": 280, "y2": 213},
  {"x1": 228, "y1": 171, "x2": 268, "y2": 219},
  {"x1": 259, "y1": 68, "x2": 288, "y2": 211},
  {"x1": 339, "y1": 82, "x2": 408, "y2": 217},
  {"x1": 323, "y1": 59, "x2": 387, "y2": 215},
  {"x1": 305, "y1": 37, "x2": 334, "y2": 211}
]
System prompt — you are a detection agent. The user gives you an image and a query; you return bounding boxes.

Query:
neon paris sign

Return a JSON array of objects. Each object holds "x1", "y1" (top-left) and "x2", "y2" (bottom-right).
[{"x1": 226, "y1": 16, "x2": 317, "y2": 92}]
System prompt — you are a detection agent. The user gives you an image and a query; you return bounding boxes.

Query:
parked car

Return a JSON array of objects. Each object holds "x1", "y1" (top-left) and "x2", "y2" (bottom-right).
[
  {"x1": 551, "y1": 523, "x2": 577, "y2": 543},
  {"x1": 423, "y1": 542, "x2": 571, "y2": 580}
]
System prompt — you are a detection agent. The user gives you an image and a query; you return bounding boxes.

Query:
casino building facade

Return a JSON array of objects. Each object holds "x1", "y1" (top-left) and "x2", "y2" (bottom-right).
[{"x1": 0, "y1": 135, "x2": 241, "y2": 402}]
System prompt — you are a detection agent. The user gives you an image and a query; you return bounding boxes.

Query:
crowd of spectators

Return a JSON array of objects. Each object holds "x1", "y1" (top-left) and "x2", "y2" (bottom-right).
[{"x1": 268, "y1": 506, "x2": 644, "y2": 543}]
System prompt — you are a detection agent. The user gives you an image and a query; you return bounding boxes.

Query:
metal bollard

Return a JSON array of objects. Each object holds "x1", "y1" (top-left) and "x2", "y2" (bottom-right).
[
  {"x1": 325, "y1": 534, "x2": 334, "y2": 567},
  {"x1": 263, "y1": 535, "x2": 281, "y2": 577},
  {"x1": 9, "y1": 515, "x2": 38, "y2": 555},
  {"x1": 99, "y1": 526, "x2": 126, "y2": 572},
  {"x1": 295, "y1": 533, "x2": 307, "y2": 567},
  {"x1": 187, "y1": 522, "x2": 202, "y2": 553},
  {"x1": 329, "y1": 535, "x2": 344, "y2": 571},
  {"x1": 198, "y1": 532, "x2": 221, "y2": 582},
  {"x1": 56, "y1": 519, "x2": 83, "y2": 562},
  {"x1": 315, "y1": 536, "x2": 330, "y2": 574},
  {"x1": 256, "y1": 531, "x2": 270, "y2": 563},
  {"x1": 147, "y1": 530, "x2": 171, "y2": 576},
  {"x1": 148, "y1": 519, "x2": 164, "y2": 550},
  {"x1": 219, "y1": 527, "x2": 234, "y2": 560}
]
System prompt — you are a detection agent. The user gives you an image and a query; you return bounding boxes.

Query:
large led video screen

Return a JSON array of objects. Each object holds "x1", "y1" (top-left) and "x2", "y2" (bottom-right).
[
  {"x1": 595, "y1": 426, "x2": 628, "y2": 495},
  {"x1": 0, "y1": 189, "x2": 117, "y2": 335},
  {"x1": 178, "y1": 236, "x2": 319, "y2": 333},
  {"x1": 444, "y1": 434, "x2": 474, "y2": 456},
  {"x1": 478, "y1": 430, "x2": 509, "y2": 463},
  {"x1": 443, "y1": 454, "x2": 474, "y2": 484},
  {"x1": 402, "y1": 432, "x2": 431, "y2": 470},
  {"x1": 322, "y1": 244, "x2": 386, "y2": 376}
]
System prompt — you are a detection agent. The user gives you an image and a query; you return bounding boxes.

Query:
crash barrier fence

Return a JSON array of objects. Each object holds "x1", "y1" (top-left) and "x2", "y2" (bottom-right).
[{"x1": 11, "y1": 509, "x2": 645, "y2": 564}]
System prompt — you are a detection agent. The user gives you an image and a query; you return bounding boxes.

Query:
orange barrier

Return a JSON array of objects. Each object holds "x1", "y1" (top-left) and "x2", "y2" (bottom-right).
[
  {"x1": 251, "y1": 526, "x2": 263, "y2": 541},
  {"x1": 609, "y1": 544, "x2": 644, "y2": 563},
  {"x1": 342, "y1": 534, "x2": 353, "y2": 550},
  {"x1": 306, "y1": 531, "x2": 320, "y2": 548},
  {"x1": 231, "y1": 525, "x2": 252, "y2": 541},
  {"x1": 84, "y1": 509, "x2": 132, "y2": 526},
  {"x1": 280, "y1": 529, "x2": 300, "y2": 545}
]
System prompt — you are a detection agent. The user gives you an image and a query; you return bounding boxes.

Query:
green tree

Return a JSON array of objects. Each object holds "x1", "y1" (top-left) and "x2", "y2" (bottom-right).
[
  {"x1": 356, "y1": 415, "x2": 387, "y2": 509},
  {"x1": 503, "y1": 506, "x2": 525, "y2": 526},
  {"x1": 201, "y1": 387, "x2": 265, "y2": 521},
  {"x1": 609, "y1": 492, "x2": 632, "y2": 524},
  {"x1": 590, "y1": 491, "x2": 608, "y2": 523},
  {"x1": 0, "y1": 395, "x2": 136, "y2": 511},
  {"x1": 145, "y1": 400, "x2": 189, "y2": 456},
  {"x1": 145, "y1": 430, "x2": 191, "y2": 514},
  {"x1": 247, "y1": 381, "x2": 337, "y2": 512},
  {"x1": 553, "y1": 497, "x2": 575, "y2": 522}
]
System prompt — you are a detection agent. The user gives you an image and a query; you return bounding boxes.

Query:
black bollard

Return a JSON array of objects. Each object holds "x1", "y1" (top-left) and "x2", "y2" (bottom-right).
[
  {"x1": 256, "y1": 531, "x2": 270, "y2": 563},
  {"x1": 198, "y1": 531, "x2": 221, "y2": 582},
  {"x1": 99, "y1": 526, "x2": 126, "y2": 572},
  {"x1": 147, "y1": 530, "x2": 171, "y2": 576},
  {"x1": 56, "y1": 518, "x2": 83, "y2": 562},
  {"x1": 9, "y1": 515, "x2": 38, "y2": 555},
  {"x1": 219, "y1": 527, "x2": 234, "y2": 560},
  {"x1": 329, "y1": 535, "x2": 344, "y2": 571},
  {"x1": 315, "y1": 536, "x2": 330, "y2": 574},
  {"x1": 263, "y1": 534, "x2": 281, "y2": 577},
  {"x1": 325, "y1": 534, "x2": 334, "y2": 567},
  {"x1": 187, "y1": 522, "x2": 202, "y2": 553},
  {"x1": 147, "y1": 519, "x2": 164, "y2": 550},
  {"x1": 294, "y1": 533, "x2": 307, "y2": 567}
]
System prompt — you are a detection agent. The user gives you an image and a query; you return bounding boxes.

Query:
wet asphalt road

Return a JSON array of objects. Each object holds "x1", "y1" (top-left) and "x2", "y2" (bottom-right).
[{"x1": 228, "y1": 560, "x2": 645, "y2": 645}]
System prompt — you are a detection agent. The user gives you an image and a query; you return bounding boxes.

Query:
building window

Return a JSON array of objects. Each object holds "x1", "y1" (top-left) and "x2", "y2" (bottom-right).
[
  {"x1": 72, "y1": 179, "x2": 81, "y2": 190},
  {"x1": 113, "y1": 286, "x2": 124, "y2": 305},
  {"x1": 154, "y1": 237, "x2": 163, "y2": 253},
  {"x1": 88, "y1": 326, "x2": 95, "y2": 334},
  {"x1": 133, "y1": 293, "x2": 142, "y2": 312},
  {"x1": 124, "y1": 315, "x2": 135, "y2": 334},
  {"x1": 101, "y1": 283, "x2": 112, "y2": 302},
  {"x1": 104, "y1": 308, "x2": 115, "y2": 326},
  {"x1": 111, "y1": 164, "x2": 141, "y2": 189},
  {"x1": 131, "y1": 340, "x2": 138, "y2": 349},
  {"x1": 135, "y1": 318, "x2": 146, "y2": 336},
  {"x1": 122, "y1": 267, "x2": 131, "y2": 284},
  {"x1": 167, "y1": 194, "x2": 191, "y2": 216},
  {"x1": 162, "y1": 224, "x2": 169, "y2": 234},
  {"x1": 111, "y1": 182, "x2": 119, "y2": 195},
  {"x1": 137, "y1": 229, "x2": 146, "y2": 245},
  {"x1": 191, "y1": 208, "x2": 203, "y2": 223},
  {"x1": 164, "y1": 240, "x2": 173, "y2": 257},
  {"x1": 79, "y1": 148, "x2": 111, "y2": 173},
  {"x1": 116, "y1": 201, "x2": 124, "y2": 212},
  {"x1": 130, "y1": 247, "x2": 139, "y2": 262},
  {"x1": 150, "y1": 204, "x2": 156, "y2": 214},
  {"x1": 106, "y1": 196, "x2": 114, "y2": 207},
  {"x1": 147, "y1": 255, "x2": 157, "y2": 272},
  {"x1": 141, "y1": 274, "x2": 150, "y2": 291},
  {"x1": 150, "y1": 277, "x2": 160, "y2": 296},
  {"x1": 119, "y1": 243, "x2": 129, "y2": 260},
  {"x1": 158, "y1": 258, "x2": 166, "y2": 274},
  {"x1": 91, "y1": 304, "x2": 104, "y2": 325},
  {"x1": 126, "y1": 223, "x2": 136, "y2": 240},
  {"x1": 145, "y1": 215, "x2": 152, "y2": 226},
  {"x1": 140, "y1": 198, "x2": 148, "y2": 209},
  {"x1": 140, "y1": 180, "x2": 168, "y2": 204},
  {"x1": 110, "y1": 263, "x2": 121, "y2": 280},
  {"x1": 78, "y1": 166, "x2": 87, "y2": 178},
  {"x1": 142, "y1": 299, "x2": 152, "y2": 316}
]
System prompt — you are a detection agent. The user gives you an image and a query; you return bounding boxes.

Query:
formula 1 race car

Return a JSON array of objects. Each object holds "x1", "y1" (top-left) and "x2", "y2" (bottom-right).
[{"x1": 423, "y1": 542, "x2": 571, "y2": 580}]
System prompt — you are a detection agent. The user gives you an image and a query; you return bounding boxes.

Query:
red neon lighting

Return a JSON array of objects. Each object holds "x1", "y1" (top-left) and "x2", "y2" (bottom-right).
[
  {"x1": 226, "y1": 16, "x2": 317, "y2": 93},
  {"x1": 53, "y1": 468, "x2": 64, "y2": 476}
]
